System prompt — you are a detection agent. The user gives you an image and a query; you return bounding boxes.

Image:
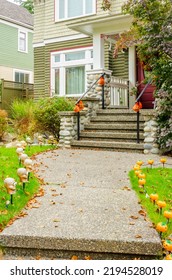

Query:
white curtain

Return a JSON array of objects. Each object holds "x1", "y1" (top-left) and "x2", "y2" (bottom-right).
[{"x1": 66, "y1": 66, "x2": 85, "y2": 95}]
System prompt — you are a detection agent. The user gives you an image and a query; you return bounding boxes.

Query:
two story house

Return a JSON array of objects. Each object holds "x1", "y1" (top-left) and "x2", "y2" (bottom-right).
[
  {"x1": 0, "y1": 0, "x2": 34, "y2": 83},
  {"x1": 33, "y1": 0, "x2": 154, "y2": 109}
]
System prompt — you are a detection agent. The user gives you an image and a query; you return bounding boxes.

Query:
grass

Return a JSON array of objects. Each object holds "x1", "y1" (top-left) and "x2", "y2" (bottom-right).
[
  {"x1": 0, "y1": 145, "x2": 55, "y2": 231},
  {"x1": 129, "y1": 167, "x2": 172, "y2": 238}
]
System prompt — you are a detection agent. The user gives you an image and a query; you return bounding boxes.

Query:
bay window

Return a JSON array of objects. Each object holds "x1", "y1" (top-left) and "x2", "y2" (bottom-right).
[{"x1": 51, "y1": 47, "x2": 93, "y2": 96}]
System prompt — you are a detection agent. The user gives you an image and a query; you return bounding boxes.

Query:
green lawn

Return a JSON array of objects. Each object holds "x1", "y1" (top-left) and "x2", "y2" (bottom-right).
[
  {"x1": 129, "y1": 167, "x2": 172, "y2": 238},
  {"x1": 0, "y1": 145, "x2": 55, "y2": 231}
]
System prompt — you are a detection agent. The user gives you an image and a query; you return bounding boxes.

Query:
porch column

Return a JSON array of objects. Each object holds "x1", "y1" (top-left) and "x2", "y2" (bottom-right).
[
  {"x1": 129, "y1": 46, "x2": 136, "y2": 108},
  {"x1": 93, "y1": 33, "x2": 105, "y2": 69}
]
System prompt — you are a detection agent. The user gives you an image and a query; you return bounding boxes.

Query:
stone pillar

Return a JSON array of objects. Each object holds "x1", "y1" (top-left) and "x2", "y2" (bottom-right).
[
  {"x1": 86, "y1": 69, "x2": 112, "y2": 108},
  {"x1": 142, "y1": 111, "x2": 160, "y2": 154},
  {"x1": 58, "y1": 111, "x2": 86, "y2": 148}
]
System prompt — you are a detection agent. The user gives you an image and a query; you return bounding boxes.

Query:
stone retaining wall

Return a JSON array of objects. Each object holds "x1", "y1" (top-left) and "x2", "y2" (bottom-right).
[
  {"x1": 142, "y1": 110, "x2": 160, "y2": 155},
  {"x1": 58, "y1": 111, "x2": 86, "y2": 149}
]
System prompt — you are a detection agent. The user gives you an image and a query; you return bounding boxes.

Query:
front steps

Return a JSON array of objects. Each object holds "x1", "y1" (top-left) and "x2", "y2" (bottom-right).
[{"x1": 71, "y1": 109, "x2": 144, "y2": 152}]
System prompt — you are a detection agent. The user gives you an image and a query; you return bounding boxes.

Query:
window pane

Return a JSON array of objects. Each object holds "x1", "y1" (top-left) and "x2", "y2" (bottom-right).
[
  {"x1": 20, "y1": 73, "x2": 25, "y2": 83},
  {"x1": 86, "y1": 0, "x2": 93, "y2": 14},
  {"x1": 19, "y1": 32, "x2": 26, "y2": 51},
  {"x1": 24, "y1": 74, "x2": 29, "y2": 83},
  {"x1": 15, "y1": 72, "x2": 19, "y2": 82},
  {"x1": 55, "y1": 54, "x2": 60, "y2": 62},
  {"x1": 66, "y1": 66, "x2": 85, "y2": 95},
  {"x1": 55, "y1": 69, "x2": 60, "y2": 95},
  {"x1": 65, "y1": 51, "x2": 85, "y2": 61},
  {"x1": 59, "y1": 0, "x2": 65, "y2": 19},
  {"x1": 68, "y1": 0, "x2": 83, "y2": 17}
]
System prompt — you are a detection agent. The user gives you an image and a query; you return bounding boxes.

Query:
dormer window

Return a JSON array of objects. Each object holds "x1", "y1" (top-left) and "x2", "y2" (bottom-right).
[{"x1": 55, "y1": 0, "x2": 96, "y2": 21}]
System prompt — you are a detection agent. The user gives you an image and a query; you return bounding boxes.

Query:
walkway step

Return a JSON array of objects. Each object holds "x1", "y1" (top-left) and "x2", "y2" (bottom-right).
[
  {"x1": 72, "y1": 140, "x2": 144, "y2": 152},
  {"x1": 0, "y1": 149, "x2": 163, "y2": 260},
  {"x1": 84, "y1": 123, "x2": 144, "y2": 131},
  {"x1": 91, "y1": 115, "x2": 144, "y2": 122},
  {"x1": 80, "y1": 131, "x2": 144, "y2": 142}
]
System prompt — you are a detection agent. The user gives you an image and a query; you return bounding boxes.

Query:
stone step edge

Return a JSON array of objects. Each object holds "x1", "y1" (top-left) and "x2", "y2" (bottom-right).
[
  {"x1": 80, "y1": 132, "x2": 144, "y2": 139},
  {"x1": 71, "y1": 140, "x2": 144, "y2": 150},
  {"x1": 0, "y1": 235, "x2": 162, "y2": 257},
  {"x1": 2, "y1": 247, "x2": 160, "y2": 260}
]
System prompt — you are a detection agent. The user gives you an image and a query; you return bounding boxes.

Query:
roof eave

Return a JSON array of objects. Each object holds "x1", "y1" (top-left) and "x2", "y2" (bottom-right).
[{"x1": 0, "y1": 15, "x2": 33, "y2": 30}]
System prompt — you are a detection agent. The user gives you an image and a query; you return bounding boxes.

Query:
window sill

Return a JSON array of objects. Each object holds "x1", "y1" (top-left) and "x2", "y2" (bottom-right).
[{"x1": 55, "y1": 13, "x2": 97, "y2": 24}]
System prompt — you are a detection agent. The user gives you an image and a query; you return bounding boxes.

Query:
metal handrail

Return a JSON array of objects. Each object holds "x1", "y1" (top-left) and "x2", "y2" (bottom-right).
[
  {"x1": 75, "y1": 73, "x2": 105, "y2": 105},
  {"x1": 135, "y1": 79, "x2": 152, "y2": 143},
  {"x1": 135, "y1": 79, "x2": 152, "y2": 103}
]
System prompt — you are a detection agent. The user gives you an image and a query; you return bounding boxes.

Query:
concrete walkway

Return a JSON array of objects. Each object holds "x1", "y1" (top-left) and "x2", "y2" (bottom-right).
[{"x1": 1, "y1": 148, "x2": 171, "y2": 259}]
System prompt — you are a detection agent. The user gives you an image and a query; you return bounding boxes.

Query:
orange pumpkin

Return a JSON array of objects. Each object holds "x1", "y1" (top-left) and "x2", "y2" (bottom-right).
[
  {"x1": 156, "y1": 200, "x2": 167, "y2": 209},
  {"x1": 132, "y1": 102, "x2": 142, "y2": 112},
  {"x1": 138, "y1": 173, "x2": 146, "y2": 179},
  {"x1": 163, "y1": 240, "x2": 172, "y2": 252},
  {"x1": 74, "y1": 105, "x2": 80, "y2": 113},
  {"x1": 98, "y1": 76, "x2": 105, "y2": 86},
  {"x1": 78, "y1": 100, "x2": 84, "y2": 110},
  {"x1": 148, "y1": 159, "x2": 154, "y2": 165},
  {"x1": 150, "y1": 193, "x2": 159, "y2": 202},
  {"x1": 164, "y1": 211, "x2": 172, "y2": 220},
  {"x1": 165, "y1": 254, "x2": 172, "y2": 260},
  {"x1": 156, "y1": 222, "x2": 168, "y2": 233},
  {"x1": 138, "y1": 178, "x2": 146, "y2": 186},
  {"x1": 133, "y1": 164, "x2": 140, "y2": 171},
  {"x1": 137, "y1": 160, "x2": 143, "y2": 166},
  {"x1": 135, "y1": 170, "x2": 141, "y2": 177},
  {"x1": 160, "y1": 158, "x2": 167, "y2": 164}
]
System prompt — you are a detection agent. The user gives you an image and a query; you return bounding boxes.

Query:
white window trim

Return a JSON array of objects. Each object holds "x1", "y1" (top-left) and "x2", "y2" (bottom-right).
[
  {"x1": 55, "y1": 0, "x2": 96, "y2": 22},
  {"x1": 13, "y1": 69, "x2": 33, "y2": 83},
  {"x1": 18, "y1": 29, "x2": 28, "y2": 53},
  {"x1": 51, "y1": 47, "x2": 93, "y2": 97}
]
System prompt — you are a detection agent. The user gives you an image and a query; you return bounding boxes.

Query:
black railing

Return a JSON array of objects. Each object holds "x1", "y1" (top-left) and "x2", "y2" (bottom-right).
[
  {"x1": 134, "y1": 79, "x2": 152, "y2": 143},
  {"x1": 75, "y1": 73, "x2": 105, "y2": 140}
]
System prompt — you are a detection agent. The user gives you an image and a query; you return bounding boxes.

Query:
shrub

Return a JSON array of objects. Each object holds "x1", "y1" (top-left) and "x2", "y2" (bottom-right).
[
  {"x1": 10, "y1": 99, "x2": 36, "y2": 137},
  {"x1": 0, "y1": 109, "x2": 8, "y2": 140},
  {"x1": 34, "y1": 97, "x2": 75, "y2": 138}
]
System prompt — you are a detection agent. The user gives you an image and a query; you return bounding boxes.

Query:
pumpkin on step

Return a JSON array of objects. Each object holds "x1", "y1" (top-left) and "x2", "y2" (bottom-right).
[{"x1": 132, "y1": 102, "x2": 142, "y2": 112}]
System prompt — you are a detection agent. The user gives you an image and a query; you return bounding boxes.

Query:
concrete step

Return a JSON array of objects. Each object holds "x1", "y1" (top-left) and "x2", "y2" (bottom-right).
[
  {"x1": 97, "y1": 109, "x2": 137, "y2": 116},
  {"x1": 84, "y1": 123, "x2": 144, "y2": 131},
  {"x1": 80, "y1": 131, "x2": 144, "y2": 142},
  {"x1": 71, "y1": 140, "x2": 144, "y2": 152},
  {"x1": 91, "y1": 115, "x2": 144, "y2": 122}
]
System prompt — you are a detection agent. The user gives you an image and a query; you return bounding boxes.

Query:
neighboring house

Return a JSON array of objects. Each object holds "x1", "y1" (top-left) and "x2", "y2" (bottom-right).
[
  {"x1": 33, "y1": 0, "x2": 154, "y2": 108},
  {"x1": 0, "y1": 0, "x2": 34, "y2": 83}
]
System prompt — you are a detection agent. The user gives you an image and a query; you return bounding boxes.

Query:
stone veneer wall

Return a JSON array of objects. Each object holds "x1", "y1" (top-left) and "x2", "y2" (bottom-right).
[
  {"x1": 86, "y1": 69, "x2": 112, "y2": 108},
  {"x1": 142, "y1": 110, "x2": 160, "y2": 154}
]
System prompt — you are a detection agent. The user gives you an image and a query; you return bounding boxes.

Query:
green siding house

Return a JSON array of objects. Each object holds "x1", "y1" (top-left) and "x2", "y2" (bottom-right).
[{"x1": 0, "y1": 0, "x2": 33, "y2": 83}]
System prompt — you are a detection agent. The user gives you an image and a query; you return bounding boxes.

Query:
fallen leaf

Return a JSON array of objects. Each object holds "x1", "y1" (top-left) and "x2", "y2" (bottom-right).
[
  {"x1": 138, "y1": 210, "x2": 146, "y2": 216},
  {"x1": 122, "y1": 186, "x2": 131, "y2": 191},
  {"x1": 71, "y1": 255, "x2": 78, "y2": 260},
  {"x1": 53, "y1": 219, "x2": 60, "y2": 222},
  {"x1": 84, "y1": 255, "x2": 92, "y2": 260},
  {"x1": 130, "y1": 215, "x2": 138, "y2": 220},
  {"x1": 135, "y1": 235, "x2": 142, "y2": 238}
]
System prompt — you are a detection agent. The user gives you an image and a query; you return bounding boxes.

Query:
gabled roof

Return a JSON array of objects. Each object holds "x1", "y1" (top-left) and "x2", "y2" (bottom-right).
[{"x1": 0, "y1": 0, "x2": 33, "y2": 29}]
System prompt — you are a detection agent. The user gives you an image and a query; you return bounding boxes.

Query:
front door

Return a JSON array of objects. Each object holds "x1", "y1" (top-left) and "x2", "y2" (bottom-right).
[{"x1": 137, "y1": 60, "x2": 155, "y2": 109}]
